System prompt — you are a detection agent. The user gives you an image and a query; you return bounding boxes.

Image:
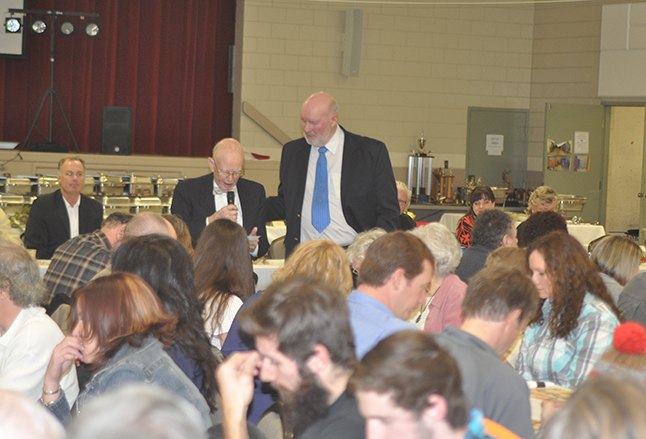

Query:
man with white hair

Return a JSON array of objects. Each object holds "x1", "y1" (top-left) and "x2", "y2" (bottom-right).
[
  {"x1": 171, "y1": 138, "x2": 269, "y2": 257},
  {"x1": 396, "y1": 181, "x2": 416, "y2": 231},
  {"x1": 0, "y1": 242, "x2": 78, "y2": 402}
]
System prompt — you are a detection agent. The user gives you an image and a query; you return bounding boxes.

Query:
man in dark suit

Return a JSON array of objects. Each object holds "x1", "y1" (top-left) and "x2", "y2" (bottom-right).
[
  {"x1": 24, "y1": 157, "x2": 103, "y2": 260},
  {"x1": 171, "y1": 138, "x2": 269, "y2": 258},
  {"x1": 266, "y1": 92, "x2": 399, "y2": 256}
]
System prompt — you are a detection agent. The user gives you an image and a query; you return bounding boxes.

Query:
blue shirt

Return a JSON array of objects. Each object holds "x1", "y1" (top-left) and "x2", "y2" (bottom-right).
[{"x1": 346, "y1": 290, "x2": 417, "y2": 358}]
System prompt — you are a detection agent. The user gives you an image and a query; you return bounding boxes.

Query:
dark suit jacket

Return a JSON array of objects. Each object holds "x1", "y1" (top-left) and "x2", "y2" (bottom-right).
[
  {"x1": 171, "y1": 174, "x2": 269, "y2": 257},
  {"x1": 24, "y1": 190, "x2": 104, "y2": 260},
  {"x1": 265, "y1": 127, "x2": 399, "y2": 256}
]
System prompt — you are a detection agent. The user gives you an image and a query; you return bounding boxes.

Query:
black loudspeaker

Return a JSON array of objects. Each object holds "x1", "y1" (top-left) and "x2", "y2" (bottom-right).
[{"x1": 102, "y1": 106, "x2": 133, "y2": 155}]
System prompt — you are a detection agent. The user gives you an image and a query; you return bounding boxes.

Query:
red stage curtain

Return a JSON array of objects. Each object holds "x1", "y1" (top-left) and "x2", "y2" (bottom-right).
[{"x1": 0, "y1": 0, "x2": 235, "y2": 157}]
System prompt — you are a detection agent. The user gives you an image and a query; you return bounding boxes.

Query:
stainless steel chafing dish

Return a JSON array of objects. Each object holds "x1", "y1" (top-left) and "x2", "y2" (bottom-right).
[
  {"x1": 154, "y1": 176, "x2": 183, "y2": 198},
  {"x1": 99, "y1": 174, "x2": 127, "y2": 196},
  {"x1": 133, "y1": 196, "x2": 163, "y2": 214},
  {"x1": 558, "y1": 194, "x2": 586, "y2": 218},
  {"x1": 129, "y1": 175, "x2": 154, "y2": 197},
  {"x1": 102, "y1": 196, "x2": 133, "y2": 217},
  {"x1": 3, "y1": 176, "x2": 36, "y2": 195}
]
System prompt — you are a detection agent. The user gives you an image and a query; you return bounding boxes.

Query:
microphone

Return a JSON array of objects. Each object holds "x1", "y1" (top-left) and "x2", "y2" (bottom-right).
[{"x1": 227, "y1": 191, "x2": 235, "y2": 205}]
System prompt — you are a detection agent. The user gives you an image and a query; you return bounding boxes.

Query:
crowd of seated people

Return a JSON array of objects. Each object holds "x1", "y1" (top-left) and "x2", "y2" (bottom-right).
[{"x1": 3, "y1": 167, "x2": 646, "y2": 439}]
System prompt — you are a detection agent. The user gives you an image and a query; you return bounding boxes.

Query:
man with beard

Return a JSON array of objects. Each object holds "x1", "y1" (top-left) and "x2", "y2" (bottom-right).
[
  {"x1": 216, "y1": 277, "x2": 364, "y2": 439},
  {"x1": 265, "y1": 92, "x2": 399, "y2": 257}
]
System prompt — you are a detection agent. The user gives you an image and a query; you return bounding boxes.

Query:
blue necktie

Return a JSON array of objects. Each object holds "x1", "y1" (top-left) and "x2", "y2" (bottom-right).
[{"x1": 312, "y1": 146, "x2": 330, "y2": 233}]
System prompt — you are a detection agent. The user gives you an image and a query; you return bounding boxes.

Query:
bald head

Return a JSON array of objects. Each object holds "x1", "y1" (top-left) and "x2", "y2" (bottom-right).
[
  {"x1": 212, "y1": 138, "x2": 244, "y2": 159},
  {"x1": 123, "y1": 213, "x2": 177, "y2": 240},
  {"x1": 208, "y1": 138, "x2": 245, "y2": 192},
  {"x1": 301, "y1": 92, "x2": 338, "y2": 147}
]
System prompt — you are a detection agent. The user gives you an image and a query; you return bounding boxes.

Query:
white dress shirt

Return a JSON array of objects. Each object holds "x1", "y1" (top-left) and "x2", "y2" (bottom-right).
[
  {"x1": 211, "y1": 182, "x2": 258, "y2": 257},
  {"x1": 63, "y1": 196, "x2": 80, "y2": 239},
  {"x1": 212, "y1": 181, "x2": 244, "y2": 229},
  {"x1": 301, "y1": 125, "x2": 356, "y2": 247}
]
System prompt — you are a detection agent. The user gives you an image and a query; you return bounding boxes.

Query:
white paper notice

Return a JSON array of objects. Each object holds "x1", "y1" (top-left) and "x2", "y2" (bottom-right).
[
  {"x1": 486, "y1": 135, "x2": 504, "y2": 156},
  {"x1": 574, "y1": 131, "x2": 589, "y2": 154}
]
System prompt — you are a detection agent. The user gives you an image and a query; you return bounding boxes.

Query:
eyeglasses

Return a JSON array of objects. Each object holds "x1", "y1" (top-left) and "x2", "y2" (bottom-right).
[{"x1": 215, "y1": 164, "x2": 244, "y2": 179}]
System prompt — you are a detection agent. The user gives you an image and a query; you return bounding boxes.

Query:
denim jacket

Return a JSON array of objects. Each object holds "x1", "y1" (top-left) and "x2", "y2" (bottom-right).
[{"x1": 46, "y1": 334, "x2": 213, "y2": 429}]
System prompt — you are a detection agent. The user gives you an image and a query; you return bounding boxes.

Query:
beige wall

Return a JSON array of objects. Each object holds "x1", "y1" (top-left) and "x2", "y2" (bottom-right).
[{"x1": 235, "y1": 0, "x2": 535, "y2": 191}]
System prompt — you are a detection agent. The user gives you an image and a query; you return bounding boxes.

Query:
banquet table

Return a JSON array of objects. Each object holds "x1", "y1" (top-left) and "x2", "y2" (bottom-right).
[{"x1": 439, "y1": 212, "x2": 606, "y2": 248}]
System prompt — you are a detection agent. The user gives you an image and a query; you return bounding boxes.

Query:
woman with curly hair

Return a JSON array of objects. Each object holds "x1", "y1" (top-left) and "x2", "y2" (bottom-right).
[
  {"x1": 194, "y1": 219, "x2": 255, "y2": 350},
  {"x1": 516, "y1": 231, "x2": 621, "y2": 388},
  {"x1": 112, "y1": 235, "x2": 220, "y2": 412},
  {"x1": 455, "y1": 185, "x2": 495, "y2": 248}
]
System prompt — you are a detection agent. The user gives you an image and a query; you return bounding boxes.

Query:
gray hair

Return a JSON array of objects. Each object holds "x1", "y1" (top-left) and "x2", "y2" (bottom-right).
[
  {"x1": 346, "y1": 228, "x2": 387, "y2": 266},
  {"x1": 0, "y1": 389, "x2": 65, "y2": 439},
  {"x1": 411, "y1": 223, "x2": 462, "y2": 278},
  {"x1": 472, "y1": 209, "x2": 514, "y2": 249},
  {"x1": 396, "y1": 181, "x2": 412, "y2": 206},
  {"x1": 67, "y1": 385, "x2": 207, "y2": 439},
  {"x1": 57, "y1": 156, "x2": 86, "y2": 174},
  {"x1": 0, "y1": 242, "x2": 48, "y2": 307}
]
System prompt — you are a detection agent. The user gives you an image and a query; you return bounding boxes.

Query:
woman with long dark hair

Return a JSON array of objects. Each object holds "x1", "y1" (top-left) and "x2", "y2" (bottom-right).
[
  {"x1": 112, "y1": 235, "x2": 219, "y2": 412},
  {"x1": 41, "y1": 273, "x2": 211, "y2": 427},
  {"x1": 455, "y1": 185, "x2": 495, "y2": 247},
  {"x1": 194, "y1": 219, "x2": 255, "y2": 349},
  {"x1": 516, "y1": 231, "x2": 622, "y2": 388}
]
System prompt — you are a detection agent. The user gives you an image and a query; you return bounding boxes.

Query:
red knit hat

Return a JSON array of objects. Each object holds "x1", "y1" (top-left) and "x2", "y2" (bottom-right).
[{"x1": 613, "y1": 321, "x2": 646, "y2": 355}]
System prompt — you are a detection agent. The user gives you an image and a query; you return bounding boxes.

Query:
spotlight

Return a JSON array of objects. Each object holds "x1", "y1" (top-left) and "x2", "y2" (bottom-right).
[
  {"x1": 5, "y1": 16, "x2": 21, "y2": 33},
  {"x1": 60, "y1": 21, "x2": 75, "y2": 36},
  {"x1": 31, "y1": 19, "x2": 46, "y2": 34},
  {"x1": 84, "y1": 22, "x2": 100, "y2": 37}
]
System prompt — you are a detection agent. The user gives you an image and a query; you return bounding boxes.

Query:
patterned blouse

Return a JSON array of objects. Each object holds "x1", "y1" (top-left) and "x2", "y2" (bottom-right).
[
  {"x1": 456, "y1": 214, "x2": 476, "y2": 247},
  {"x1": 515, "y1": 293, "x2": 619, "y2": 389}
]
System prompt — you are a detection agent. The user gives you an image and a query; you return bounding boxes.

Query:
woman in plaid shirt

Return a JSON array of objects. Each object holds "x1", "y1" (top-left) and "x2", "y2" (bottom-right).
[{"x1": 516, "y1": 231, "x2": 622, "y2": 388}]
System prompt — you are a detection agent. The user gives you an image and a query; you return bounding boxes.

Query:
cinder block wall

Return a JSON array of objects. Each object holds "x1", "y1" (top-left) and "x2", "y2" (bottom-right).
[{"x1": 235, "y1": 0, "x2": 535, "y2": 195}]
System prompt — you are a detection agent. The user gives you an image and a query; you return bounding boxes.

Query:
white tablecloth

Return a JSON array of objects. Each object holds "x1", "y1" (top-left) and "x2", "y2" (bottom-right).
[{"x1": 253, "y1": 259, "x2": 284, "y2": 292}]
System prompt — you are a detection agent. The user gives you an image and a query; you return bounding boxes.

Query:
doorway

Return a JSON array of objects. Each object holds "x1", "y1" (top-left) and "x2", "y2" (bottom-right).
[{"x1": 605, "y1": 106, "x2": 644, "y2": 234}]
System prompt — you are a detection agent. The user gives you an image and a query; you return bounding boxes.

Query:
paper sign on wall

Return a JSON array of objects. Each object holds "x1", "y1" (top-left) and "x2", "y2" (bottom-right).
[
  {"x1": 574, "y1": 131, "x2": 589, "y2": 154},
  {"x1": 486, "y1": 135, "x2": 504, "y2": 156}
]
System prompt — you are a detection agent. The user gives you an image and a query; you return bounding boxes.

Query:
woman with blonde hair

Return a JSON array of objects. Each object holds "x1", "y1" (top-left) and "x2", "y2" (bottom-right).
[
  {"x1": 517, "y1": 186, "x2": 561, "y2": 243},
  {"x1": 41, "y1": 273, "x2": 211, "y2": 428},
  {"x1": 590, "y1": 235, "x2": 642, "y2": 303},
  {"x1": 221, "y1": 239, "x2": 352, "y2": 424},
  {"x1": 271, "y1": 239, "x2": 353, "y2": 295}
]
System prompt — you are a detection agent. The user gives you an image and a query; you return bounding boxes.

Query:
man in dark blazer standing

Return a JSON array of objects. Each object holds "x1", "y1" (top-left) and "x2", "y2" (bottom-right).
[
  {"x1": 171, "y1": 138, "x2": 269, "y2": 258},
  {"x1": 24, "y1": 157, "x2": 103, "y2": 260},
  {"x1": 266, "y1": 92, "x2": 399, "y2": 256}
]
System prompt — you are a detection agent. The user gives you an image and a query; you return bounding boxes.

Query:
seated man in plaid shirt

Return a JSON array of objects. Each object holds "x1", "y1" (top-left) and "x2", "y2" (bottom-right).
[{"x1": 44, "y1": 212, "x2": 132, "y2": 311}]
